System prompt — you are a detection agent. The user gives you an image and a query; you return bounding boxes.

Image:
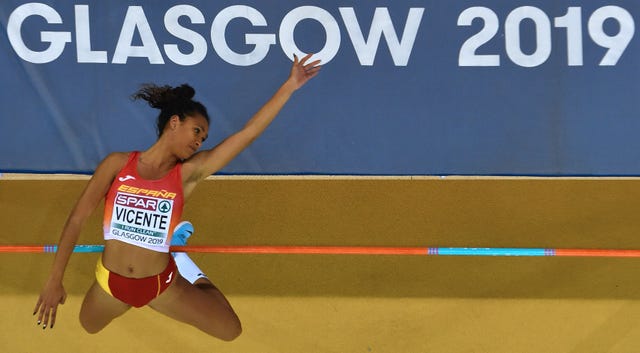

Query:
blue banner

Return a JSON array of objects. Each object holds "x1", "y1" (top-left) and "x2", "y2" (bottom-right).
[{"x1": 1, "y1": 1, "x2": 639, "y2": 175}]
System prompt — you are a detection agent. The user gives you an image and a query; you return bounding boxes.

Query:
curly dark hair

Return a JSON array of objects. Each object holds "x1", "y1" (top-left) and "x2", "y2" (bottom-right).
[{"x1": 132, "y1": 83, "x2": 210, "y2": 137}]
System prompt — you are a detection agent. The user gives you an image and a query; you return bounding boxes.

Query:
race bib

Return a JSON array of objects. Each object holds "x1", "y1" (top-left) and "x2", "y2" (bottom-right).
[{"x1": 109, "y1": 192, "x2": 174, "y2": 247}]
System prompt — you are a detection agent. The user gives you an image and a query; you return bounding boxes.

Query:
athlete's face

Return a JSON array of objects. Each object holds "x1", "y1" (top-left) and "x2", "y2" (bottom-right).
[{"x1": 174, "y1": 114, "x2": 209, "y2": 159}]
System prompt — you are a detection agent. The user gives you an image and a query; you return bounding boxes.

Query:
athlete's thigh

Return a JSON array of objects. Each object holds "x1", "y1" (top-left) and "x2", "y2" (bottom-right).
[
  {"x1": 148, "y1": 275, "x2": 241, "y2": 340},
  {"x1": 79, "y1": 281, "x2": 131, "y2": 333}
]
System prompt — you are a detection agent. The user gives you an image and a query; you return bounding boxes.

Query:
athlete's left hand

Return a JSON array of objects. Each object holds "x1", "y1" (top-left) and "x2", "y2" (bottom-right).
[{"x1": 287, "y1": 53, "x2": 322, "y2": 90}]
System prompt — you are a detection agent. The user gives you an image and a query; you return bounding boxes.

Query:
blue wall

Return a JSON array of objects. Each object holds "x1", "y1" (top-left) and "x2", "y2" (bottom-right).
[{"x1": 1, "y1": 1, "x2": 639, "y2": 175}]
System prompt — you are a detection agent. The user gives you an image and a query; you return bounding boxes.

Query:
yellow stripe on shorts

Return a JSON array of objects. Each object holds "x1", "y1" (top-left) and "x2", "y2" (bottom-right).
[{"x1": 95, "y1": 255, "x2": 113, "y2": 296}]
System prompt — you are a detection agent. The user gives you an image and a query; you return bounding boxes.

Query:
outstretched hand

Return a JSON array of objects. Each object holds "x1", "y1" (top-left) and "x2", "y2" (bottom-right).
[
  {"x1": 33, "y1": 277, "x2": 67, "y2": 330},
  {"x1": 288, "y1": 53, "x2": 322, "y2": 90}
]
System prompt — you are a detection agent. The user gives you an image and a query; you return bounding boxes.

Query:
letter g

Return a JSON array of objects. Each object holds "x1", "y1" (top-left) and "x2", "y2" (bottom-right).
[{"x1": 7, "y1": 3, "x2": 71, "y2": 63}]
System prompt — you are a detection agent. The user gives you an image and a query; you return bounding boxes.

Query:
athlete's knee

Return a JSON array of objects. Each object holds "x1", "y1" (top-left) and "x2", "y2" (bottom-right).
[
  {"x1": 206, "y1": 310, "x2": 241, "y2": 341},
  {"x1": 81, "y1": 324, "x2": 103, "y2": 335},
  {"x1": 219, "y1": 317, "x2": 242, "y2": 342},
  {"x1": 79, "y1": 315, "x2": 105, "y2": 334},
  {"x1": 78, "y1": 305, "x2": 113, "y2": 334}
]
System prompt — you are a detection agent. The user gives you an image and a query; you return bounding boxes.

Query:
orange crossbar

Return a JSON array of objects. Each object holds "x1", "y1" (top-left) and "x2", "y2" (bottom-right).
[{"x1": 3, "y1": 244, "x2": 640, "y2": 257}]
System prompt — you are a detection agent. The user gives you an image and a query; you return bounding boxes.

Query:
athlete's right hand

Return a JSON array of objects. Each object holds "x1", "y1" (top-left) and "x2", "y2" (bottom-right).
[{"x1": 34, "y1": 277, "x2": 67, "y2": 330}]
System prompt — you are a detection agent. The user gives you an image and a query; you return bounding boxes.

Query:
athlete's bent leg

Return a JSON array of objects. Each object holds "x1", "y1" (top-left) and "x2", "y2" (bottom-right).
[
  {"x1": 148, "y1": 275, "x2": 242, "y2": 341},
  {"x1": 79, "y1": 281, "x2": 131, "y2": 334}
]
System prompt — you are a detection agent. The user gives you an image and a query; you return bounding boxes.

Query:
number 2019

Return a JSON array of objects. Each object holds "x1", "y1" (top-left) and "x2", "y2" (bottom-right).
[{"x1": 458, "y1": 6, "x2": 635, "y2": 67}]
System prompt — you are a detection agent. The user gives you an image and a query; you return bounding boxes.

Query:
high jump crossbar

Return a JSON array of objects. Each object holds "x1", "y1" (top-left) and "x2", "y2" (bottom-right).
[{"x1": 1, "y1": 245, "x2": 640, "y2": 257}]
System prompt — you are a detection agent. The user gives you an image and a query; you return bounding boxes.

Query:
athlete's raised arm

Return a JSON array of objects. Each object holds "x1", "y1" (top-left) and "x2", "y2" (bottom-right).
[{"x1": 182, "y1": 54, "x2": 321, "y2": 193}]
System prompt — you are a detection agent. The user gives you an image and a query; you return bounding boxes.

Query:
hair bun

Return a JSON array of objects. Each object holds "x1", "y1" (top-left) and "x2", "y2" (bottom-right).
[
  {"x1": 172, "y1": 84, "x2": 195, "y2": 100},
  {"x1": 132, "y1": 83, "x2": 197, "y2": 110}
]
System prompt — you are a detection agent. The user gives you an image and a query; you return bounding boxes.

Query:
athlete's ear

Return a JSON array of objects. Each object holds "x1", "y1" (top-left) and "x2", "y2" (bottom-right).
[{"x1": 170, "y1": 115, "x2": 180, "y2": 130}]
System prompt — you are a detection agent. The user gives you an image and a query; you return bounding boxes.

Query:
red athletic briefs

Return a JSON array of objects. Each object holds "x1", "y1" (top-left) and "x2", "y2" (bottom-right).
[{"x1": 95, "y1": 256, "x2": 177, "y2": 308}]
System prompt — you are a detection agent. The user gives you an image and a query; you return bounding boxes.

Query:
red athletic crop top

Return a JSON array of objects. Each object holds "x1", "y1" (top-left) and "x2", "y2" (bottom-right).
[{"x1": 103, "y1": 152, "x2": 184, "y2": 253}]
